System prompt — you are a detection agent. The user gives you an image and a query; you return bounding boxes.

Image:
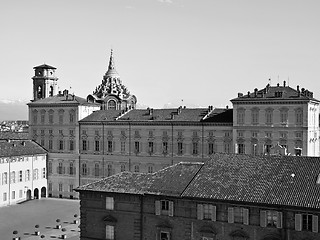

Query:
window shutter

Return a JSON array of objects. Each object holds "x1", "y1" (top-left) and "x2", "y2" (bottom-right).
[
  {"x1": 211, "y1": 205, "x2": 217, "y2": 222},
  {"x1": 312, "y1": 215, "x2": 318, "y2": 233},
  {"x1": 169, "y1": 201, "x2": 174, "y2": 217},
  {"x1": 155, "y1": 201, "x2": 161, "y2": 215},
  {"x1": 197, "y1": 204, "x2": 203, "y2": 220},
  {"x1": 228, "y1": 207, "x2": 234, "y2": 223},
  {"x1": 295, "y1": 214, "x2": 302, "y2": 231},
  {"x1": 260, "y1": 211, "x2": 267, "y2": 227},
  {"x1": 235, "y1": 144, "x2": 238, "y2": 154},
  {"x1": 243, "y1": 208, "x2": 249, "y2": 225},
  {"x1": 277, "y1": 212, "x2": 283, "y2": 229}
]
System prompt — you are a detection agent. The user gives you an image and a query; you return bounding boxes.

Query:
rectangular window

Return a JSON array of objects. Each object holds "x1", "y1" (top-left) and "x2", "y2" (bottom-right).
[
  {"x1": 19, "y1": 170, "x2": 23, "y2": 182},
  {"x1": 69, "y1": 140, "x2": 74, "y2": 151},
  {"x1": 10, "y1": 171, "x2": 15, "y2": 183},
  {"x1": 252, "y1": 110, "x2": 259, "y2": 124},
  {"x1": 59, "y1": 140, "x2": 64, "y2": 150},
  {"x1": 148, "y1": 165, "x2": 154, "y2": 173},
  {"x1": 121, "y1": 142, "x2": 125, "y2": 152},
  {"x1": 177, "y1": 142, "x2": 183, "y2": 155},
  {"x1": 252, "y1": 131, "x2": 258, "y2": 138},
  {"x1": 48, "y1": 182, "x2": 52, "y2": 191},
  {"x1": 69, "y1": 184, "x2": 74, "y2": 193},
  {"x1": 2, "y1": 172, "x2": 8, "y2": 184},
  {"x1": 48, "y1": 162, "x2": 52, "y2": 174},
  {"x1": 106, "y1": 197, "x2": 114, "y2": 210},
  {"x1": 82, "y1": 140, "x2": 87, "y2": 151},
  {"x1": 3, "y1": 192, "x2": 7, "y2": 201},
  {"x1": 25, "y1": 170, "x2": 30, "y2": 181},
  {"x1": 302, "y1": 214, "x2": 313, "y2": 231},
  {"x1": 105, "y1": 225, "x2": 114, "y2": 240},
  {"x1": 148, "y1": 142, "x2": 154, "y2": 154},
  {"x1": 49, "y1": 113, "x2": 53, "y2": 124},
  {"x1": 94, "y1": 163, "x2": 100, "y2": 177},
  {"x1": 160, "y1": 232, "x2": 170, "y2": 240},
  {"x1": 120, "y1": 164, "x2": 126, "y2": 172},
  {"x1": 237, "y1": 110, "x2": 245, "y2": 124},
  {"x1": 228, "y1": 207, "x2": 249, "y2": 225},
  {"x1": 69, "y1": 112, "x2": 74, "y2": 123},
  {"x1": 107, "y1": 141, "x2": 113, "y2": 153},
  {"x1": 193, "y1": 142, "x2": 198, "y2": 155},
  {"x1": 163, "y1": 142, "x2": 168, "y2": 154},
  {"x1": 33, "y1": 169, "x2": 38, "y2": 180},
  {"x1": 95, "y1": 140, "x2": 100, "y2": 152},
  {"x1": 208, "y1": 143, "x2": 215, "y2": 155},
  {"x1": 69, "y1": 129, "x2": 74, "y2": 136},
  {"x1": 49, "y1": 139, "x2": 53, "y2": 150},
  {"x1": 82, "y1": 163, "x2": 87, "y2": 176},
  {"x1": 155, "y1": 200, "x2": 174, "y2": 216},
  {"x1": 69, "y1": 162, "x2": 75, "y2": 175},
  {"x1": 59, "y1": 114, "x2": 63, "y2": 124},
  {"x1": 134, "y1": 141, "x2": 140, "y2": 153},
  {"x1": 41, "y1": 114, "x2": 45, "y2": 124},
  {"x1": 12, "y1": 191, "x2": 15, "y2": 200},
  {"x1": 266, "y1": 110, "x2": 273, "y2": 125},
  {"x1": 224, "y1": 142, "x2": 231, "y2": 153},
  {"x1": 42, "y1": 168, "x2": 46, "y2": 178},
  {"x1": 238, "y1": 143, "x2": 245, "y2": 154},
  {"x1": 59, "y1": 183, "x2": 63, "y2": 192}
]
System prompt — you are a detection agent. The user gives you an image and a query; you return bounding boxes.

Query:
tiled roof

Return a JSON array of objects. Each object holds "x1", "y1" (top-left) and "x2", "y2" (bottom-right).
[
  {"x1": 33, "y1": 64, "x2": 56, "y2": 69},
  {"x1": 231, "y1": 84, "x2": 319, "y2": 102},
  {"x1": 77, "y1": 153, "x2": 320, "y2": 209},
  {"x1": 80, "y1": 110, "x2": 122, "y2": 122},
  {"x1": 28, "y1": 94, "x2": 99, "y2": 106},
  {"x1": 0, "y1": 140, "x2": 47, "y2": 157},
  {"x1": 202, "y1": 108, "x2": 233, "y2": 123},
  {"x1": 76, "y1": 163, "x2": 203, "y2": 196},
  {"x1": 0, "y1": 131, "x2": 29, "y2": 140}
]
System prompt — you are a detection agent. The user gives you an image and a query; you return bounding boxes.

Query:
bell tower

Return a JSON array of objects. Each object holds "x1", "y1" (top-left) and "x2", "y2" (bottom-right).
[{"x1": 32, "y1": 64, "x2": 58, "y2": 101}]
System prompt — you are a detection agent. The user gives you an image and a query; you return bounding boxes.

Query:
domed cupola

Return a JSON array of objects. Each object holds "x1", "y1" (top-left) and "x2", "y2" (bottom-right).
[{"x1": 87, "y1": 49, "x2": 137, "y2": 110}]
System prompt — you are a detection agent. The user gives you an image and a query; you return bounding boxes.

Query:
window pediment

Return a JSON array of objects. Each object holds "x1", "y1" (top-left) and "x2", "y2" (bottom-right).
[{"x1": 103, "y1": 215, "x2": 117, "y2": 223}]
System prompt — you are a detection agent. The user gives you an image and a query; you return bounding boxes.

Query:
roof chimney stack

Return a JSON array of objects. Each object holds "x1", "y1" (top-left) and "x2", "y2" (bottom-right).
[{"x1": 283, "y1": 81, "x2": 286, "y2": 87}]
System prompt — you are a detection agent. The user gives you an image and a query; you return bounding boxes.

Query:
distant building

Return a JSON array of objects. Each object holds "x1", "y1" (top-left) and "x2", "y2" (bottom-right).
[
  {"x1": 28, "y1": 50, "x2": 320, "y2": 199},
  {"x1": 76, "y1": 153, "x2": 320, "y2": 240},
  {"x1": 0, "y1": 140, "x2": 47, "y2": 207}
]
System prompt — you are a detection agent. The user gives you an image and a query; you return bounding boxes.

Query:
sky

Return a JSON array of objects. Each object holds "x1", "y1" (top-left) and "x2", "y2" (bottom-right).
[{"x1": 1, "y1": 0, "x2": 320, "y2": 109}]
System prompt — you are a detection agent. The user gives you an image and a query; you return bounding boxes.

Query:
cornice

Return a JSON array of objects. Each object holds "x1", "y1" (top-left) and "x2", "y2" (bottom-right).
[{"x1": 79, "y1": 121, "x2": 233, "y2": 127}]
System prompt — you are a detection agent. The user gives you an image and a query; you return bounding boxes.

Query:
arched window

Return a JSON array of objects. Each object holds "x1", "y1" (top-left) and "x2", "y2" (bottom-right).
[{"x1": 108, "y1": 100, "x2": 116, "y2": 110}]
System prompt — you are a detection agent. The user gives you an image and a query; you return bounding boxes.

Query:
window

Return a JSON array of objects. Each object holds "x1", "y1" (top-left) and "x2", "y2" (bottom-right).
[
  {"x1": 49, "y1": 111, "x2": 53, "y2": 124},
  {"x1": 82, "y1": 163, "x2": 87, "y2": 176},
  {"x1": 12, "y1": 191, "x2": 15, "y2": 200},
  {"x1": 49, "y1": 139, "x2": 53, "y2": 150},
  {"x1": 94, "y1": 163, "x2": 100, "y2": 177},
  {"x1": 148, "y1": 142, "x2": 154, "y2": 154},
  {"x1": 95, "y1": 140, "x2": 100, "y2": 152},
  {"x1": 2, "y1": 172, "x2": 8, "y2": 184},
  {"x1": 224, "y1": 142, "x2": 231, "y2": 153},
  {"x1": 58, "y1": 162, "x2": 64, "y2": 174},
  {"x1": 120, "y1": 164, "x2": 126, "y2": 172},
  {"x1": 106, "y1": 197, "x2": 114, "y2": 210},
  {"x1": 228, "y1": 207, "x2": 249, "y2": 225},
  {"x1": 121, "y1": 142, "x2": 125, "y2": 153},
  {"x1": 40, "y1": 129, "x2": 45, "y2": 136},
  {"x1": 193, "y1": 142, "x2": 198, "y2": 155},
  {"x1": 260, "y1": 210, "x2": 282, "y2": 228},
  {"x1": 108, "y1": 100, "x2": 116, "y2": 110},
  {"x1": 59, "y1": 112, "x2": 63, "y2": 124},
  {"x1": 134, "y1": 141, "x2": 140, "y2": 153},
  {"x1": 3, "y1": 192, "x2": 7, "y2": 201},
  {"x1": 19, "y1": 190, "x2": 23, "y2": 198},
  {"x1": 33, "y1": 169, "x2": 39, "y2": 180},
  {"x1": 69, "y1": 162, "x2": 75, "y2": 175},
  {"x1": 41, "y1": 112, "x2": 45, "y2": 124},
  {"x1": 296, "y1": 109, "x2": 303, "y2": 125},
  {"x1": 69, "y1": 111, "x2": 75, "y2": 123},
  {"x1": 160, "y1": 231, "x2": 170, "y2": 240},
  {"x1": 252, "y1": 131, "x2": 258, "y2": 138},
  {"x1": 134, "y1": 165, "x2": 140, "y2": 172},
  {"x1": 197, "y1": 204, "x2": 216, "y2": 221},
  {"x1": 69, "y1": 129, "x2": 74, "y2": 136},
  {"x1": 295, "y1": 213, "x2": 319, "y2": 232},
  {"x1": 251, "y1": 108, "x2": 259, "y2": 125},
  {"x1": 107, "y1": 141, "x2": 113, "y2": 153},
  {"x1": 265, "y1": 109, "x2": 273, "y2": 125},
  {"x1": 48, "y1": 162, "x2": 52, "y2": 174},
  {"x1": 10, "y1": 171, "x2": 15, "y2": 183},
  {"x1": 33, "y1": 111, "x2": 38, "y2": 124},
  {"x1": 105, "y1": 225, "x2": 114, "y2": 240},
  {"x1": 69, "y1": 184, "x2": 74, "y2": 193},
  {"x1": 163, "y1": 142, "x2": 168, "y2": 154},
  {"x1": 296, "y1": 132, "x2": 302, "y2": 138},
  {"x1": 25, "y1": 170, "x2": 30, "y2": 181},
  {"x1": 59, "y1": 140, "x2": 64, "y2": 150},
  {"x1": 280, "y1": 108, "x2": 288, "y2": 124},
  {"x1": 42, "y1": 168, "x2": 46, "y2": 178},
  {"x1": 265, "y1": 132, "x2": 272, "y2": 138},
  {"x1": 208, "y1": 142, "x2": 215, "y2": 155},
  {"x1": 155, "y1": 200, "x2": 174, "y2": 216},
  {"x1": 177, "y1": 142, "x2": 183, "y2": 155},
  {"x1": 237, "y1": 109, "x2": 245, "y2": 124},
  {"x1": 48, "y1": 182, "x2": 52, "y2": 191},
  {"x1": 82, "y1": 140, "x2": 87, "y2": 151},
  {"x1": 107, "y1": 164, "x2": 113, "y2": 176},
  {"x1": 148, "y1": 130, "x2": 154, "y2": 138},
  {"x1": 238, "y1": 143, "x2": 245, "y2": 154},
  {"x1": 59, "y1": 183, "x2": 63, "y2": 192},
  {"x1": 148, "y1": 165, "x2": 154, "y2": 173},
  {"x1": 19, "y1": 171, "x2": 23, "y2": 182},
  {"x1": 69, "y1": 139, "x2": 74, "y2": 151}
]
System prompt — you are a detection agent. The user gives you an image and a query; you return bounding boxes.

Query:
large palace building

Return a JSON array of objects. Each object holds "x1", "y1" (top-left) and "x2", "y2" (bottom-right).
[{"x1": 28, "y1": 50, "x2": 320, "y2": 198}]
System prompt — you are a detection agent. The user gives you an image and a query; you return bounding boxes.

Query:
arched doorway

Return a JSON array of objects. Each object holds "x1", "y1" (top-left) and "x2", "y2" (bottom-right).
[
  {"x1": 26, "y1": 190, "x2": 32, "y2": 200},
  {"x1": 41, "y1": 187, "x2": 46, "y2": 198},
  {"x1": 34, "y1": 188, "x2": 39, "y2": 199}
]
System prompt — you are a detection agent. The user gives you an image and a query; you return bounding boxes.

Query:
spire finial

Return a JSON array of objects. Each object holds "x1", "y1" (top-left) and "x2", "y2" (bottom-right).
[{"x1": 108, "y1": 49, "x2": 115, "y2": 70}]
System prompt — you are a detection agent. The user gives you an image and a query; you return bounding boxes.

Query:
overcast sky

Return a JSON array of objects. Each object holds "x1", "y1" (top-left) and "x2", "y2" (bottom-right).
[{"x1": 1, "y1": 0, "x2": 319, "y2": 108}]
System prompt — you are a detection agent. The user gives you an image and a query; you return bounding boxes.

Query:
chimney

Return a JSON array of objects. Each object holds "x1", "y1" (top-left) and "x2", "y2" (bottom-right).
[
  {"x1": 63, "y1": 89, "x2": 69, "y2": 96},
  {"x1": 226, "y1": 105, "x2": 229, "y2": 109},
  {"x1": 149, "y1": 108, "x2": 153, "y2": 116},
  {"x1": 171, "y1": 113, "x2": 175, "y2": 120},
  {"x1": 238, "y1": 93, "x2": 243, "y2": 97},
  {"x1": 283, "y1": 81, "x2": 286, "y2": 87},
  {"x1": 254, "y1": 88, "x2": 258, "y2": 97},
  {"x1": 247, "y1": 91, "x2": 250, "y2": 97},
  {"x1": 277, "y1": 83, "x2": 280, "y2": 87},
  {"x1": 297, "y1": 85, "x2": 300, "y2": 97}
]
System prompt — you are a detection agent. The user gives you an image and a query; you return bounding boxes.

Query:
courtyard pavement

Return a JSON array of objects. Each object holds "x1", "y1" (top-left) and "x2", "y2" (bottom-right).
[{"x1": 0, "y1": 198, "x2": 80, "y2": 240}]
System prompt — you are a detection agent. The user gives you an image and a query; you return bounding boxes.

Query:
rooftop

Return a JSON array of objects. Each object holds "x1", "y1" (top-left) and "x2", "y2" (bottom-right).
[
  {"x1": 0, "y1": 140, "x2": 47, "y2": 158},
  {"x1": 77, "y1": 153, "x2": 320, "y2": 209},
  {"x1": 33, "y1": 64, "x2": 56, "y2": 69}
]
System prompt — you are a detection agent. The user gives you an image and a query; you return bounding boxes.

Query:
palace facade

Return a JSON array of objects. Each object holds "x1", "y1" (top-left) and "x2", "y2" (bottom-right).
[{"x1": 28, "y1": 50, "x2": 320, "y2": 198}]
